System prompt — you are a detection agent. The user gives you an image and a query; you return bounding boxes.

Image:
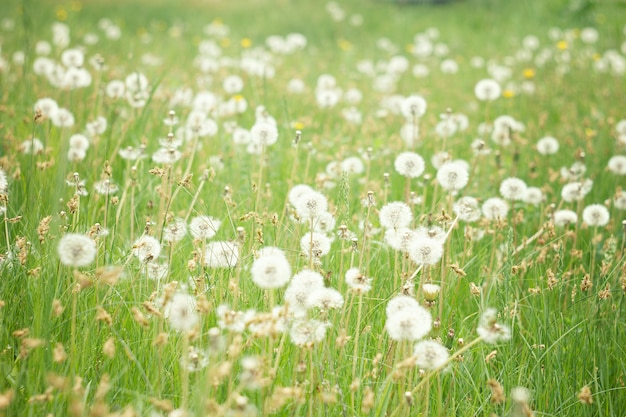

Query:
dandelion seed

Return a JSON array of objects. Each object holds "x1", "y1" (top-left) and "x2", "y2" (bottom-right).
[
  {"x1": 386, "y1": 303, "x2": 432, "y2": 342},
  {"x1": 394, "y1": 152, "x2": 425, "y2": 178},
  {"x1": 93, "y1": 179, "x2": 118, "y2": 195},
  {"x1": 474, "y1": 78, "x2": 501, "y2": 101},
  {"x1": 413, "y1": 340, "x2": 449, "y2": 370},
  {"x1": 523, "y1": 187, "x2": 544, "y2": 206},
  {"x1": 33, "y1": 97, "x2": 58, "y2": 119},
  {"x1": 379, "y1": 201, "x2": 413, "y2": 230},
  {"x1": 165, "y1": 293, "x2": 198, "y2": 332},
  {"x1": 289, "y1": 319, "x2": 328, "y2": 346},
  {"x1": 294, "y1": 190, "x2": 328, "y2": 221},
  {"x1": 481, "y1": 197, "x2": 509, "y2": 221},
  {"x1": 408, "y1": 236, "x2": 444, "y2": 266},
  {"x1": 553, "y1": 209, "x2": 578, "y2": 226},
  {"x1": 437, "y1": 161, "x2": 469, "y2": 192},
  {"x1": 300, "y1": 232, "x2": 332, "y2": 259},
  {"x1": 499, "y1": 177, "x2": 527, "y2": 201},
  {"x1": 477, "y1": 308, "x2": 511, "y2": 344},
  {"x1": 189, "y1": 215, "x2": 221, "y2": 240},
  {"x1": 582, "y1": 204, "x2": 610, "y2": 227},
  {"x1": 607, "y1": 155, "x2": 626, "y2": 175},
  {"x1": 69, "y1": 134, "x2": 90, "y2": 151},
  {"x1": 422, "y1": 283, "x2": 441, "y2": 302},
  {"x1": 152, "y1": 147, "x2": 182, "y2": 164},
  {"x1": 400, "y1": 95, "x2": 427, "y2": 119},
  {"x1": 250, "y1": 121, "x2": 278, "y2": 146},
  {"x1": 561, "y1": 180, "x2": 592, "y2": 202},
  {"x1": 251, "y1": 251, "x2": 292, "y2": 289},
  {"x1": 57, "y1": 233, "x2": 96, "y2": 267},
  {"x1": 284, "y1": 269, "x2": 325, "y2": 316},
  {"x1": 453, "y1": 196, "x2": 481, "y2": 222},
  {"x1": 204, "y1": 241, "x2": 239, "y2": 268},
  {"x1": 306, "y1": 287, "x2": 344, "y2": 310},
  {"x1": 163, "y1": 218, "x2": 188, "y2": 243},
  {"x1": 536, "y1": 136, "x2": 559, "y2": 155},
  {"x1": 345, "y1": 268, "x2": 372, "y2": 294},
  {"x1": 131, "y1": 235, "x2": 161, "y2": 263}
]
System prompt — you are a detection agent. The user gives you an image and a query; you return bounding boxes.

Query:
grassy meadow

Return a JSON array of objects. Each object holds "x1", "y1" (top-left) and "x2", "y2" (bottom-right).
[{"x1": 1, "y1": 0, "x2": 626, "y2": 415}]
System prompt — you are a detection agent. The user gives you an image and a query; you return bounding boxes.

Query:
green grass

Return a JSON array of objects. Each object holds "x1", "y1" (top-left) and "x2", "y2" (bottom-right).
[{"x1": 0, "y1": 0, "x2": 625, "y2": 416}]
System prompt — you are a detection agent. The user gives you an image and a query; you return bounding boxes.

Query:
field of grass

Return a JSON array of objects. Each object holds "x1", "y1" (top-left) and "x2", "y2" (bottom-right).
[{"x1": 1, "y1": 0, "x2": 625, "y2": 416}]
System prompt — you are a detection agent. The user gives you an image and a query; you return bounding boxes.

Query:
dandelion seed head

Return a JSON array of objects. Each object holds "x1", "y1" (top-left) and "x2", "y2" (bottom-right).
[
  {"x1": 481, "y1": 197, "x2": 509, "y2": 221},
  {"x1": 474, "y1": 78, "x2": 501, "y2": 101},
  {"x1": 536, "y1": 136, "x2": 559, "y2": 155},
  {"x1": 413, "y1": 340, "x2": 449, "y2": 370},
  {"x1": 608, "y1": 155, "x2": 626, "y2": 175},
  {"x1": 132, "y1": 235, "x2": 161, "y2": 263},
  {"x1": 400, "y1": 94, "x2": 427, "y2": 119},
  {"x1": 165, "y1": 293, "x2": 199, "y2": 332},
  {"x1": 437, "y1": 161, "x2": 469, "y2": 191},
  {"x1": 57, "y1": 233, "x2": 97, "y2": 267},
  {"x1": 553, "y1": 209, "x2": 578, "y2": 227},
  {"x1": 386, "y1": 305, "x2": 432, "y2": 342},
  {"x1": 582, "y1": 204, "x2": 610, "y2": 227},
  {"x1": 379, "y1": 201, "x2": 413, "y2": 230},
  {"x1": 189, "y1": 215, "x2": 221, "y2": 240},
  {"x1": 499, "y1": 177, "x2": 528, "y2": 200},
  {"x1": 289, "y1": 319, "x2": 329, "y2": 346},
  {"x1": 306, "y1": 287, "x2": 344, "y2": 310},
  {"x1": 251, "y1": 252, "x2": 292, "y2": 289},
  {"x1": 284, "y1": 269, "x2": 325, "y2": 316},
  {"x1": 477, "y1": 308, "x2": 511, "y2": 344},
  {"x1": 453, "y1": 196, "x2": 481, "y2": 222},
  {"x1": 394, "y1": 152, "x2": 425, "y2": 178},
  {"x1": 204, "y1": 241, "x2": 239, "y2": 268},
  {"x1": 408, "y1": 236, "x2": 444, "y2": 266}
]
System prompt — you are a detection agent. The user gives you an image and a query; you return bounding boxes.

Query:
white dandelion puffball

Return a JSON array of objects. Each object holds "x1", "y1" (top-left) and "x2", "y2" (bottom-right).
[
  {"x1": 436, "y1": 161, "x2": 469, "y2": 191},
  {"x1": 536, "y1": 136, "x2": 559, "y2": 155},
  {"x1": 386, "y1": 295, "x2": 421, "y2": 317},
  {"x1": 394, "y1": 152, "x2": 425, "y2": 178},
  {"x1": 165, "y1": 293, "x2": 199, "y2": 332},
  {"x1": 582, "y1": 204, "x2": 610, "y2": 227},
  {"x1": 413, "y1": 340, "x2": 449, "y2": 370},
  {"x1": 561, "y1": 181, "x2": 592, "y2": 202},
  {"x1": 189, "y1": 215, "x2": 221, "y2": 240},
  {"x1": 408, "y1": 236, "x2": 444, "y2": 266},
  {"x1": 379, "y1": 201, "x2": 413, "y2": 230},
  {"x1": 523, "y1": 187, "x2": 544, "y2": 206},
  {"x1": 300, "y1": 232, "x2": 332, "y2": 259},
  {"x1": 306, "y1": 287, "x2": 344, "y2": 310},
  {"x1": 474, "y1": 78, "x2": 501, "y2": 101},
  {"x1": 553, "y1": 210, "x2": 578, "y2": 227},
  {"x1": 607, "y1": 155, "x2": 626, "y2": 175},
  {"x1": 131, "y1": 235, "x2": 161, "y2": 262},
  {"x1": 204, "y1": 241, "x2": 239, "y2": 268},
  {"x1": 499, "y1": 177, "x2": 528, "y2": 201},
  {"x1": 400, "y1": 94, "x2": 427, "y2": 119},
  {"x1": 453, "y1": 196, "x2": 481, "y2": 222},
  {"x1": 482, "y1": 197, "x2": 509, "y2": 220},
  {"x1": 289, "y1": 319, "x2": 328, "y2": 346},
  {"x1": 251, "y1": 252, "x2": 292, "y2": 289},
  {"x1": 288, "y1": 184, "x2": 314, "y2": 206},
  {"x1": 294, "y1": 190, "x2": 329, "y2": 221},
  {"x1": 57, "y1": 233, "x2": 97, "y2": 267},
  {"x1": 250, "y1": 121, "x2": 278, "y2": 146},
  {"x1": 163, "y1": 218, "x2": 188, "y2": 243},
  {"x1": 477, "y1": 308, "x2": 511, "y2": 344},
  {"x1": 344, "y1": 267, "x2": 372, "y2": 294},
  {"x1": 386, "y1": 303, "x2": 432, "y2": 342},
  {"x1": 284, "y1": 269, "x2": 325, "y2": 316}
]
